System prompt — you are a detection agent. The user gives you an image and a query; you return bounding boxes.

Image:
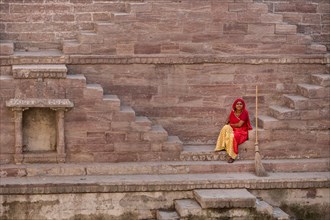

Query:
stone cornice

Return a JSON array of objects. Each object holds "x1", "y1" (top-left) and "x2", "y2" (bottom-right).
[
  {"x1": 6, "y1": 98, "x2": 74, "y2": 108},
  {"x1": 0, "y1": 54, "x2": 329, "y2": 65}
]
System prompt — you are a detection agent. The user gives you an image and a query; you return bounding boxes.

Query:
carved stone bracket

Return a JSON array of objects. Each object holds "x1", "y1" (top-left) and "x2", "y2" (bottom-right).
[{"x1": 6, "y1": 98, "x2": 73, "y2": 164}]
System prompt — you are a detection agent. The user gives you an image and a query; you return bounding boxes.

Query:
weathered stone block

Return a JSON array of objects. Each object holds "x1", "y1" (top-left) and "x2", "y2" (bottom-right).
[
  {"x1": 114, "y1": 142, "x2": 151, "y2": 152},
  {"x1": 134, "y1": 43, "x2": 161, "y2": 54},
  {"x1": 275, "y1": 24, "x2": 297, "y2": 35},
  {"x1": 0, "y1": 42, "x2": 14, "y2": 55},
  {"x1": 223, "y1": 23, "x2": 248, "y2": 34},
  {"x1": 193, "y1": 189, "x2": 256, "y2": 209},
  {"x1": 175, "y1": 199, "x2": 202, "y2": 217}
]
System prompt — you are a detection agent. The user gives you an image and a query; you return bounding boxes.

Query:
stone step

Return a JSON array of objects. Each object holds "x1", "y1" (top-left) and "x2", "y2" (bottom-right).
[
  {"x1": 1, "y1": 158, "x2": 328, "y2": 178},
  {"x1": 143, "y1": 125, "x2": 168, "y2": 142},
  {"x1": 258, "y1": 115, "x2": 286, "y2": 129},
  {"x1": 12, "y1": 64, "x2": 67, "y2": 79},
  {"x1": 156, "y1": 210, "x2": 179, "y2": 220},
  {"x1": 175, "y1": 197, "x2": 281, "y2": 219},
  {"x1": 174, "y1": 199, "x2": 202, "y2": 218},
  {"x1": 0, "y1": 41, "x2": 14, "y2": 55},
  {"x1": 269, "y1": 105, "x2": 325, "y2": 121},
  {"x1": 1, "y1": 172, "x2": 328, "y2": 195},
  {"x1": 85, "y1": 83, "x2": 104, "y2": 100},
  {"x1": 256, "y1": 199, "x2": 290, "y2": 220},
  {"x1": 269, "y1": 105, "x2": 299, "y2": 120},
  {"x1": 193, "y1": 189, "x2": 256, "y2": 209},
  {"x1": 180, "y1": 144, "x2": 255, "y2": 161},
  {"x1": 311, "y1": 73, "x2": 330, "y2": 87},
  {"x1": 162, "y1": 136, "x2": 183, "y2": 152},
  {"x1": 113, "y1": 105, "x2": 136, "y2": 122},
  {"x1": 297, "y1": 83, "x2": 329, "y2": 98},
  {"x1": 65, "y1": 74, "x2": 87, "y2": 87},
  {"x1": 283, "y1": 94, "x2": 309, "y2": 110},
  {"x1": 103, "y1": 94, "x2": 121, "y2": 111},
  {"x1": 131, "y1": 116, "x2": 152, "y2": 131}
]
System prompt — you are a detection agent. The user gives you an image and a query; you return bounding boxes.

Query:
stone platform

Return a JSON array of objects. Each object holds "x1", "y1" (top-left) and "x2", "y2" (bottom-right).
[
  {"x1": 1, "y1": 171, "x2": 329, "y2": 195},
  {"x1": 1, "y1": 159, "x2": 329, "y2": 220}
]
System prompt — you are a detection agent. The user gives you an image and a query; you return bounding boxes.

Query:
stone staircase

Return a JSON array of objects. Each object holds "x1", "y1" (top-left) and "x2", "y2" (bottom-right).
[
  {"x1": 257, "y1": 72, "x2": 330, "y2": 159},
  {"x1": 157, "y1": 189, "x2": 290, "y2": 220},
  {"x1": 261, "y1": 73, "x2": 330, "y2": 129},
  {"x1": 0, "y1": 56, "x2": 183, "y2": 164}
]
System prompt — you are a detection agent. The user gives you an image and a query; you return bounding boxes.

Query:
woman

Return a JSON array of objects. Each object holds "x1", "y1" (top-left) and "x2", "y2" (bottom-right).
[{"x1": 214, "y1": 98, "x2": 252, "y2": 163}]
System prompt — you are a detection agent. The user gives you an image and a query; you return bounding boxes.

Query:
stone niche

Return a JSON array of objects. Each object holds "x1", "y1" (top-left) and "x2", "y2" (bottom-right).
[
  {"x1": 23, "y1": 108, "x2": 57, "y2": 152},
  {"x1": 6, "y1": 98, "x2": 73, "y2": 164}
]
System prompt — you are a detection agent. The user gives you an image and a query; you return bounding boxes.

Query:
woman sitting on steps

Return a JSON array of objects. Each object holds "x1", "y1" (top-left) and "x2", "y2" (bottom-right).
[{"x1": 214, "y1": 98, "x2": 252, "y2": 163}]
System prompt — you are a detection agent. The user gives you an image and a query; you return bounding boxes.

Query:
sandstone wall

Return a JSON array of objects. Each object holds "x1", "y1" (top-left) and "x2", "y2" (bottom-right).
[
  {"x1": 0, "y1": 0, "x2": 328, "y2": 54},
  {"x1": 0, "y1": 0, "x2": 329, "y2": 163}
]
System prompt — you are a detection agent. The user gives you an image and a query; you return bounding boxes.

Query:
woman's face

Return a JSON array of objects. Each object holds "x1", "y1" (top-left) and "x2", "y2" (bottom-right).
[{"x1": 235, "y1": 101, "x2": 243, "y2": 111}]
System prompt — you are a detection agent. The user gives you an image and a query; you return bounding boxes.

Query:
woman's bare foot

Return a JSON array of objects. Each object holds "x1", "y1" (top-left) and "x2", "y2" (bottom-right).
[{"x1": 227, "y1": 157, "x2": 235, "y2": 163}]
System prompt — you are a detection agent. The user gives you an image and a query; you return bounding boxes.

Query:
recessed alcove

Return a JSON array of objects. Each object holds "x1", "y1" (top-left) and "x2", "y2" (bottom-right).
[
  {"x1": 6, "y1": 98, "x2": 74, "y2": 163},
  {"x1": 22, "y1": 108, "x2": 57, "y2": 152}
]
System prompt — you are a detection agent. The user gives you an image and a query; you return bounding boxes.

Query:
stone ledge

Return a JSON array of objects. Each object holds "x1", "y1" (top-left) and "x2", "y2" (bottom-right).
[
  {"x1": 12, "y1": 64, "x2": 67, "y2": 79},
  {"x1": 0, "y1": 54, "x2": 329, "y2": 66},
  {"x1": 0, "y1": 158, "x2": 328, "y2": 177},
  {"x1": 0, "y1": 172, "x2": 328, "y2": 195}
]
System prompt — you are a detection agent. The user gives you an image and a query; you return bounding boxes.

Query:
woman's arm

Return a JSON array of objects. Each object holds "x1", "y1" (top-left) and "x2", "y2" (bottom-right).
[
  {"x1": 230, "y1": 120, "x2": 245, "y2": 128},
  {"x1": 225, "y1": 115, "x2": 230, "y2": 124}
]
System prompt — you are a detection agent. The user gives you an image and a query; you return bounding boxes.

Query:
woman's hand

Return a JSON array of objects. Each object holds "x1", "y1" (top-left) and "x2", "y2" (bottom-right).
[{"x1": 230, "y1": 120, "x2": 245, "y2": 128}]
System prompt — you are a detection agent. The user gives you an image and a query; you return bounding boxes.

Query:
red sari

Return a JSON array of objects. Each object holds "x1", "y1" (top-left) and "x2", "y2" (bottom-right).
[
  {"x1": 215, "y1": 98, "x2": 252, "y2": 159},
  {"x1": 229, "y1": 106, "x2": 252, "y2": 154}
]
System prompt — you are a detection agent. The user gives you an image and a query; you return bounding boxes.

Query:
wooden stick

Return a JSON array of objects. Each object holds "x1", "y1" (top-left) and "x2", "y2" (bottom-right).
[
  {"x1": 255, "y1": 85, "x2": 258, "y2": 146},
  {"x1": 254, "y1": 84, "x2": 267, "y2": 176}
]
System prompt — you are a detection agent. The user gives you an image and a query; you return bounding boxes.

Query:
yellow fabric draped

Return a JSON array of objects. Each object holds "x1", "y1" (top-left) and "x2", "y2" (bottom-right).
[{"x1": 214, "y1": 125, "x2": 237, "y2": 159}]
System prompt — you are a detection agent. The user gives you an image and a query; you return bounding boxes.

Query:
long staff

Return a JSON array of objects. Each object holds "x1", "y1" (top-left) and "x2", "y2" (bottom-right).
[{"x1": 254, "y1": 85, "x2": 267, "y2": 177}]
